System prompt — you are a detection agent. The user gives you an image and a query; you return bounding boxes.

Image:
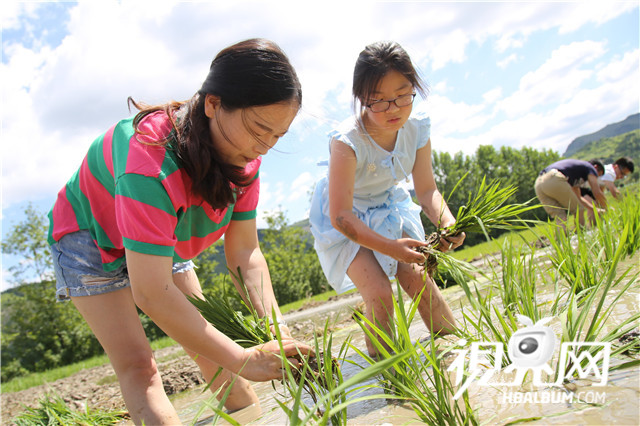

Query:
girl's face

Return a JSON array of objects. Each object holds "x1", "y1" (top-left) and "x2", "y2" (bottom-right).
[
  {"x1": 362, "y1": 70, "x2": 414, "y2": 135},
  {"x1": 205, "y1": 94, "x2": 299, "y2": 167}
]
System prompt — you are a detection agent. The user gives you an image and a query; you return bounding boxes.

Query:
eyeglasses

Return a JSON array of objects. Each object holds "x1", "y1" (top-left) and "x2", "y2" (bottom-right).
[{"x1": 366, "y1": 93, "x2": 416, "y2": 113}]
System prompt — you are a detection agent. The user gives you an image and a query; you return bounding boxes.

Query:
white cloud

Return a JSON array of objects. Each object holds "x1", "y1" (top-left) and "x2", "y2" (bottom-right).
[
  {"x1": 483, "y1": 87, "x2": 503, "y2": 104},
  {"x1": 497, "y1": 41, "x2": 607, "y2": 117},
  {"x1": 597, "y1": 48, "x2": 640, "y2": 83},
  {"x1": 497, "y1": 53, "x2": 518, "y2": 69},
  {"x1": 1, "y1": 1, "x2": 638, "y2": 215},
  {"x1": 286, "y1": 172, "x2": 316, "y2": 203}
]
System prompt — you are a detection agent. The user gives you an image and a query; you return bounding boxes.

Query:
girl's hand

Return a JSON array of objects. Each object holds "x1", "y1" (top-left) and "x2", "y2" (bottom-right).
[
  {"x1": 391, "y1": 238, "x2": 429, "y2": 264},
  {"x1": 239, "y1": 338, "x2": 314, "y2": 382},
  {"x1": 439, "y1": 231, "x2": 466, "y2": 252}
]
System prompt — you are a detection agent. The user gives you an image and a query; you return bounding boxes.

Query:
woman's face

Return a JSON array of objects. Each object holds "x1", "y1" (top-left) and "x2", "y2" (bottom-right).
[
  {"x1": 205, "y1": 94, "x2": 299, "y2": 167},
  {"x1": 362, "y1": 70, "x2": 414, "y2": 134}
]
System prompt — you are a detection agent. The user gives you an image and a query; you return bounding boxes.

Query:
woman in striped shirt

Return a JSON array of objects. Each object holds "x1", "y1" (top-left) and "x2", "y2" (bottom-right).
[{"x1": 48, "y1": 39, "x2": 311, "y2": 424}]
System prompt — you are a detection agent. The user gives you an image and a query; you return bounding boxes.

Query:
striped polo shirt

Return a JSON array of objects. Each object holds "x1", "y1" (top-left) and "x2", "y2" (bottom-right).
[{"x1": 48, "y1": 111, "x2": 260, "y2": 271}]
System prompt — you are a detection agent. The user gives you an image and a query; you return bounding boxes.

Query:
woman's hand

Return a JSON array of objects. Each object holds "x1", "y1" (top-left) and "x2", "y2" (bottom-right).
[
  {"x1": 389, "y1": 238, "x2": 429, "y2": 264},
  {"x1": 439, "y1": 231, "x2": 466, "y2": 252},
  {"x1": 270, "y1": 324, "x2": 292, "y2": 339},
  {"x1": 238, "y1": 338, "x2": 314, "y2": 382}
]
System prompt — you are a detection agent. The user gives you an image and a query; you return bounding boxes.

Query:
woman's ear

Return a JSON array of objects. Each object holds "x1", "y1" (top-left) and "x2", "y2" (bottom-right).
[{"x1": 204, "y1": 94, "x2": 221, "y2": 118}]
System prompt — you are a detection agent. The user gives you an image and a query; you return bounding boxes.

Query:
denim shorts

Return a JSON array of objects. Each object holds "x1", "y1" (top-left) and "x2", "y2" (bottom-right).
[{"x1": 51, "y1": 230, "x2": 195, "y2": 302}]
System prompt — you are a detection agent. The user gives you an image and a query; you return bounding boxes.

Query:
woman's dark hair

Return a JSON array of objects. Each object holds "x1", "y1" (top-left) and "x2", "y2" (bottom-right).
[
  {"x1": 130, "y1": 38, "x2": 301, "y2": 209},
  {"x1": 352, "y1": 41, "x2": 427, "y2": 114}
]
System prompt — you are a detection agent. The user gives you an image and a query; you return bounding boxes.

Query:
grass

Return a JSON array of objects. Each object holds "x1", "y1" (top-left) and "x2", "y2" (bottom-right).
[
  {"x1": 12, "y1": 393, "x2": 127, "y2": 425},
  {"x1": 449, "y1": 222, "x2": 552, "y2": 262}
]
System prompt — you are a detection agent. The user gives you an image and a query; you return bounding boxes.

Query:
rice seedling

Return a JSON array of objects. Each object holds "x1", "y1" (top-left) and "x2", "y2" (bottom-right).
[
  {"x1": 553, "y1": 259, "x2": 640, "y2": 379},
  {"x1": 188, "y1": 268, "x2": 343, "y2": 409},
  {"x1": 492, "y1": 237, "x2": 548, "y2": 322},
  {"x1": 13, "y1": 393, "x2": 127, "y2": 426},
  {"x1": 416, "y1": 176, "x2": 540, "y2": 276},
  {"x1": 543, "y1": 220, "x2": 629, "y2": 298},
  {"x1": 273, "y1": 318, "x2": 412, "y2": 425},
  {"x1": 609, "y1": 184, "x2": 640, "y2": 256},
  {"x1": 454, "y1": 284, "x2": 520, "y2": 369},
  {"x1": 351, "y1": 283, "x2": 479, "y2": 425}
]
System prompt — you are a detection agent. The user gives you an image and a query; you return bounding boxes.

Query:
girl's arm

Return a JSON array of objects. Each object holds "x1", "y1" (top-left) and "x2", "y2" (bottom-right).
[
  {"x1": 125, "y1": 249, "x2": 306, "y2": 381},
  {"x1": 412, "y1": 139, "x2": 465, "y2": 251},
  {"x1": 328, "y1": 139, "x2": 426, "y2": 264}
]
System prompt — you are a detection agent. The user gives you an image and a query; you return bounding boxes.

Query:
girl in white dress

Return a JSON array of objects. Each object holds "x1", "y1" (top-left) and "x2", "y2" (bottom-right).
[{"x1": 309, "y1": 41, "x2": 465, "y2": 356}]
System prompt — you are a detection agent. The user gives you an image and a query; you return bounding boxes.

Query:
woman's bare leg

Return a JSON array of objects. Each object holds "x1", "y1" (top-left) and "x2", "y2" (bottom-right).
[{"x1": 71, "y1": 288, "x2": 180, "y2": 425}]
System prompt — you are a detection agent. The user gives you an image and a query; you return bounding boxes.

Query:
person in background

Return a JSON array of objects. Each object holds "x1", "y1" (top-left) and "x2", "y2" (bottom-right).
[
  {"x1": 598, "y1": 156, "x2": 635, "y2": 200},
  {"x1": 309, "y1": 41, "x2": 464, "y2": 357},
  {"x1": 535, "y1": 158, "x2": 607, "y2": 228},
  {"x1": 579, "y1": 158, "x2": 605, "y2": 201},
  {"x1": 48, "y1": 39, "x2": 312, "y2": 425}
]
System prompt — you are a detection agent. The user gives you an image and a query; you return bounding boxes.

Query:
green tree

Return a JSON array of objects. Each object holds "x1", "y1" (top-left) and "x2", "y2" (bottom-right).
[
  {"x1": 261, "y1": 211, "x2": 328, "y2": 305},
  {"x1": 1, "y1": 281, "x2": 103, "y2": 381},
  {"x1": 0, "y1": 203, "x2": 170, "y2": 381},
  {"x1": 2, "y1": 202, "x2": 53, "y2": 284},
  {"x1": 427, "y1": 145, "x2": 560, "y2": 246}
]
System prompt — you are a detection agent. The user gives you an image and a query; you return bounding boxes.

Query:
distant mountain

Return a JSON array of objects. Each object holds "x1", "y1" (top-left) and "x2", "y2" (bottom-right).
[
  {"x1": 563, "y1": 113, "x2": 640, "y2": 157},
  {"x1": 570, "y1": 129, "x2": 640, "y2": 164}
]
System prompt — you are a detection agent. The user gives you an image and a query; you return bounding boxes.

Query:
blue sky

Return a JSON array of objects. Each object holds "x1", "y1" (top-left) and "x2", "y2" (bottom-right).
[{"x1": 2, "y1": 1, "x2": 639, "y2": 289}]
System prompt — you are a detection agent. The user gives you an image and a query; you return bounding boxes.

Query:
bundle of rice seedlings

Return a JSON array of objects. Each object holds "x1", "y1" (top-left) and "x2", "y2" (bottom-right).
[
  {"x1": 13, "y1": 393, "x2": 127, "y2": 426},
  {"x1": 416, "y1": 176, "x2": 539, "y2": 276},
  {"x1": 188, "y1": 268, "x2": 341, "y2": 400}
]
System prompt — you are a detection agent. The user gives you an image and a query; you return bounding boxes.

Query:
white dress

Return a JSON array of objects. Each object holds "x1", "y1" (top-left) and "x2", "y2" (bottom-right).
[{"x1": 309, "y1": 113, "x2": 431, "y2": 294}]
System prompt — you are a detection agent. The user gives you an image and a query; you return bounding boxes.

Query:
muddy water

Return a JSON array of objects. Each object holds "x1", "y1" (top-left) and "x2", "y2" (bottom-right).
[{"x1": 169, "y1": 257, "x2": 638, "y2": 425}]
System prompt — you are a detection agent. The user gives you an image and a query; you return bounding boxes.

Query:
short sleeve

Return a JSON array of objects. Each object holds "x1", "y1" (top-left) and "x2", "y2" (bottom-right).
[
  {"x1": 231, "y1": 175, "x2": 260, "y2": 221},
  {"x1": 328, "y1": 130, "x2": 358, "y2": 158},
  {"x1": 415, "y1": 113, "x2": 431, "y2": 150}
]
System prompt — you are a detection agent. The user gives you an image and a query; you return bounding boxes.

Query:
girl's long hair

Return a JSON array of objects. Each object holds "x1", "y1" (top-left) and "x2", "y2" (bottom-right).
[{"x1": 129, "y1": 38, "x2": 302, "y2": 209}]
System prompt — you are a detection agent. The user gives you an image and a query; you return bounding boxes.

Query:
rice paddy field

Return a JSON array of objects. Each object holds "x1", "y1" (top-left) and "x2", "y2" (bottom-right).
[
  {"x1": 11, "y1": 187, "x2": 640, "y2": 425},
  {"x1": 160, "y1": 189, "x2": 639, "y2": 426}
]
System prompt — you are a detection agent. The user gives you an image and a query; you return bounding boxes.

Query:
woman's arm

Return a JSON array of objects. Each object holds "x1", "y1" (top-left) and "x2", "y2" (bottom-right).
[
  {"x1": 328, "y1": 139, "x2": 426, "y2": 264},
  {"x1": 412, "y1": 139, "x2": 465, "y2": 251},
  {"x1": 223, "y1": 217, "x2": 282, "y2": 321},
  {"x1": 125, "y1": 249, "x2": 304, "y2": 381}
]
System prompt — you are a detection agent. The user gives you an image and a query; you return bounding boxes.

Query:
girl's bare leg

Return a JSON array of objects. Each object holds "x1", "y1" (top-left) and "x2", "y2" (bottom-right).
[
  {"x1": 347, "y1": 247, "x2": 395, "y2": 357},
  {"x1": 396, "y1": 262, "x2": 456, "y2": 336}
]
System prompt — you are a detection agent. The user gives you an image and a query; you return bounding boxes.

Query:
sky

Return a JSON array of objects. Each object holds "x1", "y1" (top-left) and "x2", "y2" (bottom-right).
[{"x1": 1, "y1": 1, "x2": 639, "y2": 289}]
